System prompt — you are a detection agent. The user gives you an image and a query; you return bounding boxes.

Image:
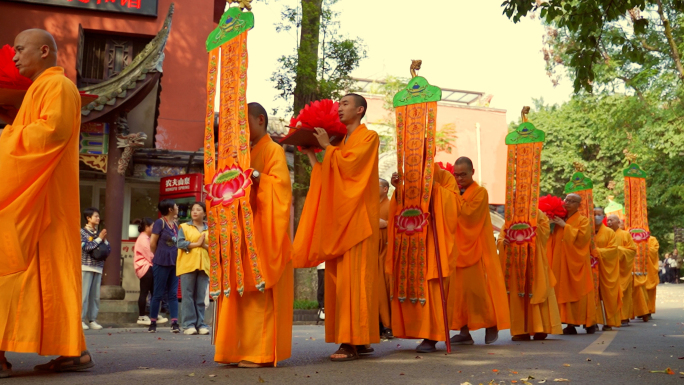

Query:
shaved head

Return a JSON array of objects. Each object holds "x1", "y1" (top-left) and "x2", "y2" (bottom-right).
[
  {"x1": 453, "y1": 156, "x2": 475, "y2": 190},
  {"x1": 379, "y1": 178, "x2": 389, "y2": 199},
  {"x1": 13, "y1": 29, "x2": 58, "y2": 81},
  {"x1": 247, "y1": 102, "x2": 268, "y2": 142},
  {"x1": 607, "y1": 214, "x2": 621, "y2": 230}
]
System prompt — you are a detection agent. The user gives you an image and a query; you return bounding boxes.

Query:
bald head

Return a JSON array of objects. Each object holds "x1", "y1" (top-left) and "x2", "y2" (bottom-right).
[
  {"x1": 13, "y1": 29, "x2": 57, "y2": 81},
  {"x1": 563, "y1": 193, "x2": 582, "y2": 217},
  {"x1": 607, "y1": 214, "x2": 621, "y2": 230},
  {"x1": 453, "y1": 156, "x2": 475, "y2": 190}
]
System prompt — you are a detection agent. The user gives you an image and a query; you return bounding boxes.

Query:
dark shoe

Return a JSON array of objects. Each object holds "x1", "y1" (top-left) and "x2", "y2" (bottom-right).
[
  {"x1": 621, "y1": 320, "x2": 631, "y2": 326},
  {"x1": 382, "y1": 328, "x2": 395, "y2": 340},
  {"x1": 602, "y1": 326, "x2": 613, "y2": 331},
  {"x1": 171, "y1": 322, "x2": 181, "y2": 333},
  {"x1": 585, "y1": 325, "x2": 597, "y2": 334},
  {"x1": 642, "y1": 314, "x2": 651, "y2": 322},
  {"x1": 148, "y1": 322, "x2": 157, "y2": 333},
  {"x1": 512, "y1": 334, "x2": 531, "y2": 341},
  {"x1": 416, "y1": 339, "x2": 437, "y2": 353},
  {"x1": 0, "y1": 361, "x2": 12, "y2": 379},
  {"x1": 562, "y1": 326, "x2": 577, "y2": 335},
  {"x1": 355, "y1": 345, "x2": 374, "y2": 355},
  {"x1": 533, "y1": 333, "x2": 548, "y2": 340},
  {"x1": 485, "y1": 327, "x2": 499, "y2": 344},
  {"x1": 35, "y1": 351, "x2": 94, "y2": 372},
  {"x1": 449, "y1": 333, "x2": 474, "y2": 345}
]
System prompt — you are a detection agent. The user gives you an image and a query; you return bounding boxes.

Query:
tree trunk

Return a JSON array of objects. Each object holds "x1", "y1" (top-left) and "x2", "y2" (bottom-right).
[
  {"x1": 656, "y1": 0, "x2": 684, "y2": 79},
  {"x1": 292, "y1": 0, "x2": 323, "y2": 301}
]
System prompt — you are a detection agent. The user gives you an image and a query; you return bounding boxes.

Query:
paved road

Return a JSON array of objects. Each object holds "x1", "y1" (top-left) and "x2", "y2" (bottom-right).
[{"x1": 4, "y1": 284, "x2": 684, "y2": 384}]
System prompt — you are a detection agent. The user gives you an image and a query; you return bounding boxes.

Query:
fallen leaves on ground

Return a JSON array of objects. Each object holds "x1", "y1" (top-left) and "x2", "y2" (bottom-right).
[
  {"x1": 258, "y1": 376, "x2": 265, "y2": 383},
  {"x1": 460, "y1": 382, "x2": 472, "y2": 385},
  {"x1": 208, "y1": 374, "x2": 217, "y2": 378},
  {"x1": 649, "y1": 368, "x2": 675, "y2": 375},
  {"x1": 553, "y1": 379, "x2": 570, "y2": 382},
  {"x1": 492, "y1": 369, "x2": 499, "y2": 372},
  {"x1": 563, "y1": 364, "x2": 570, "y2": 367},
  {"x1": 415, "y1": 355, "x2": 423, "y2": 359},
  {"x1": 137, "y1": 367, "x2": 149, "y2": 369},
  {"x1": 188, "y1": 373, "x2": 195, "y2": 377}
]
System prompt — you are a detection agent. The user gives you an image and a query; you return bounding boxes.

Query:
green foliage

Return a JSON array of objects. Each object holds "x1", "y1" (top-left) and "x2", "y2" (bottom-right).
[
  {"x1": 270, "y1": 0, "x2": 367, "y2": 115},
  {"x1": 293, "y1": 299, "x2": 319, "y2": 309},
  {"x1": 516, "y1": 95, "x2": 684, "y2": 251},
  {"x1": 436, "y1": 123, "x2": 457, "y2": 154}
]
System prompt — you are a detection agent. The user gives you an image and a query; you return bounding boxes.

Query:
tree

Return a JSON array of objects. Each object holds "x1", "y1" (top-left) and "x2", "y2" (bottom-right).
[
  {"x1": 271, "y1": 0, "x2": 366, "y2": 229},
  {"x1": 270, "y1": 0, "x2": 366, "y2": 300}
]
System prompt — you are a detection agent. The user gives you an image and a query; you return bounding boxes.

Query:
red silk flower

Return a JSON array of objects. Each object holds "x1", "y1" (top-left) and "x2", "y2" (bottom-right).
[
  {"x1": 0, "y1": 45, "x2": 32, "y2": 90},
  {"x1": 289, "y1": 99, "x2": 347, "y2": 153},
  {"x1": 437, "y1": 161, "x2": 454, "y2": 174},
  {"x1": 538, "y1": 194, "x2": 567, "y2": 219}
]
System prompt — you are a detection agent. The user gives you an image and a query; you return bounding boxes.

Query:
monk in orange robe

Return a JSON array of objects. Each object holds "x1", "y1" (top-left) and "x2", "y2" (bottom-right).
[
  {"x1": 388, "y1": 164, "x2": 459, "y2": 352},
  {"x1": 0, "y1": 29, "x2": 91, "y2": 377},
  {"x1": 547, "y1": 194, "x2": 597, "y2": 335},
  {"x1": 448, "y1": 157, "x2": 510, "y2": 345},
  {"x1": 378, "y1": 178, "x2": 393, "y2": 339},
  {"x1": 213, "y1": 103, "x2": 294, "y2": 368},
  {"x1": 214, "y1": 103, "x2": 293, "y2": 367},
  {"x1": 498, "y1": 209, "x2": 562, "y2": 340},
  {"x1": 592, "y1": 208, "x2": 622, "y2": 331},
  {"x1": 607, "y1": 214, "x2": 638, "y2": 325},
  {"x1": 294, "y1": 93, "x2": 380, "y2": 361},
  {"x1": 645, "y1": 236, "x2": 660, "y2": 316}
]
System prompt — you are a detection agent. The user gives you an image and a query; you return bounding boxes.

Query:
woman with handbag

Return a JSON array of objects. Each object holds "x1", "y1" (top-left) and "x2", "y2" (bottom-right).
[
  {"x1": 81, "y1": 207, "x2": 109, "y2": 330},
  {"x1": 148, "y1": 199, "x2": 181, "y2": 333},
  {"x1": 176, "y1": 202, "x2": 210, "y2": 335}
]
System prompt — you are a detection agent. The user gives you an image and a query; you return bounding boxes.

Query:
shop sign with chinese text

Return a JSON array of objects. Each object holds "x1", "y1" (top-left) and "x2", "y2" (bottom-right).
[{"x1": 4, "y1": 0, "x2": 158, "y2": 17}]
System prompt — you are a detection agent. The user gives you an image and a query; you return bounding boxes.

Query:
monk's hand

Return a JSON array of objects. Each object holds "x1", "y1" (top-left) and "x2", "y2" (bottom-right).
[
  {"x1": 379, "y1": 218, "x2": 388, "y2": 229},
  {"x1": 391, "y1": 172, "x2": 400, "y2": 188},
  {"x1": 0, "y1": 105, "x2": 17, "y2": 124},
  {"x1": 551, "y1": 216, "x2": 566, "y2": 228},
  {"x1": 313, "y1": 127, "x2": 331, "y2": 148},
  {"x1": 251, "y1": 169, "x2": 261, "y2": 184}
]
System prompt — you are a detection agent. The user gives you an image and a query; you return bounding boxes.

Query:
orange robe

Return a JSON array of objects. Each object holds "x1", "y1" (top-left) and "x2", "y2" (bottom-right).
[
  {"x1": 378, "y1": 196, "x2": 391, "y2": 329},
  {"x1": 0, "y1": 67, "x2": 86, "y2": 356},
  {"x1": 547, "y1": 212, "x2": 596, "y2": 326},
  {"x1": 497, "y1": 210, "x2": 562, "y2": 336},
  {"x1": 214, "y1": 135, "x2": 293, "y2": 365},
  {"x1": 646, "y1": 236, "x2": 660, "y2": 314},
  {"x1": 389, "y1": 166, "x2": 459, "y2": 341},
  {"x1": 593, "y1": 225, "x2": 622, "y2": 327},
  {"x1": 447, "y1": 182, "x2": 510, "y2": 331},
  {"x1": 614, "y1": 228, "x2": 637, "y2": 320},
  {"x1": 293, "y1": 124, "x2": 380, "y2": 345}
]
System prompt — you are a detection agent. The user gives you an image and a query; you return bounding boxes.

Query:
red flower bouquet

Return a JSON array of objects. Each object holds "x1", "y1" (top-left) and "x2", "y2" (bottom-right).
[
  {"x1": 279, "y1": 99, "x2": 347, "y2": 151},
  {"x1": 436, "y1": 161, "x2": 454, "y2": 174},
  {"x1": 538, "y1": 194, "x2": 567, "y2": 219}
]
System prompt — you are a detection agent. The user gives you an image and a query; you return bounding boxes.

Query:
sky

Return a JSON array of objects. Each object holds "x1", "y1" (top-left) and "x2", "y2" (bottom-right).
[{"x1": 243, "y1": 0, "x2": 575, "y2": 124}]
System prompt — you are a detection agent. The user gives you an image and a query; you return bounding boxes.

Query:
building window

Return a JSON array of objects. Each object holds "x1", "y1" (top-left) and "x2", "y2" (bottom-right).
[{"x1": 78, "y1": 29, "x2": 153, "y2": 88}]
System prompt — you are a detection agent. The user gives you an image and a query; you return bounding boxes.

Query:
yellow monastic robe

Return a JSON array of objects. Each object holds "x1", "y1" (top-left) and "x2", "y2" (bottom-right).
[
  {"x1": 629, "y1": 240, "x2": 650, "y2": 318},
  {"x1": 614, "y1": 228, "x2": 637, "y2": 320},
  {"x1": 593, "y1": 225, "x2": 622, "y2": 327},
  {"x1": 547, "y1": 212, "x2": 596, "y2": 326},
  {"x1": 448, "y1": 182, "x2": 510, "y2": 332},
  {"x1": 646, "y1": 236, "x2": 660, "y2": 314},
  {"x1": 389, "y1": 166, "x2": 459, "y2": 341},
  {"x1": 214, "y1": 135, "x2": 293, "y2": 365},
  {"x1": 497, "y1": 210, "x2": 562, "y2": 336},
  {"x1": 293, "y1": 124, "x2": 380, "y2": 345},
  {"x1": 0, "y1": 67, "x2": 86, "y2": 356},
  {"x1": 378, "y1": 196, "x2": 391, "y2": 330}
]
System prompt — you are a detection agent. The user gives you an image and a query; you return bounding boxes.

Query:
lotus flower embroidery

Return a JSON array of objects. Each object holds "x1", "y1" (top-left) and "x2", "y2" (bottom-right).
[
  {"x1": 395, "y1": 206, "x2": 429, "y2": 236},
  {"x1": 505, "y1": 222, "x2": 536, "y2": 245},
  {"x1": 629, "y1": 228, "x2": 650, "y2": 242},
  {"x1": 205, "y1": 164, "x2": 253, "y2": 207}
]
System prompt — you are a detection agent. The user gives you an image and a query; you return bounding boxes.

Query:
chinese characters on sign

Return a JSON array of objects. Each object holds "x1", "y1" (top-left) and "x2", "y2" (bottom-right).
[
  {"x1": 160, "y1": 174, "x2": 202, "y2": 195},
  {"x1": 5, "y1": 0, "x2": 158, "y2": 17}
]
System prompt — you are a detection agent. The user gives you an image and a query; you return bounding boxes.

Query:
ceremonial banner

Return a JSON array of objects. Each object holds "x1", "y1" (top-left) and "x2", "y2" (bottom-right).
[
  {"x1": 624, "y1": 162, "x2": 650, "y2": 279},
  {"x1": 202, "y1": 5, "x2": 265, "y2": 300},
  {"x1": 502, "y1": 108, "x2": 544, "y2": 298},
  {"x1": 564, "y1": 165, "x2": 601, "y2": 318},
  {"x1": 387, "y1": 62, "x2": 441, "y2": 305}
]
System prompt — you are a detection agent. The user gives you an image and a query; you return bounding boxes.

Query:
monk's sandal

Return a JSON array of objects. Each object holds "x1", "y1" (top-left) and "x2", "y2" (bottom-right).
[
  {"x1": 0, "y1": 361, "x2": 12, "y2": 379},
  {"x1": 34, "y1": 350, "x2": 94, "y2": 372}
]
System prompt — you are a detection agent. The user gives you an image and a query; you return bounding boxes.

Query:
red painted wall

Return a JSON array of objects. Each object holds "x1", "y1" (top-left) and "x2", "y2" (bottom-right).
[
  {"x1": 365, "y1": 96, "x2": 508, "y2": 204},
  {"x1": 0, "y1": 0, "x2": 215, "y2": 151}
]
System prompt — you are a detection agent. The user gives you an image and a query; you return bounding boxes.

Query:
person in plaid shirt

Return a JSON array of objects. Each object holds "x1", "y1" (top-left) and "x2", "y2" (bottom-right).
[{"x1": 81, "y1": 207, "x2": 108, "y2": 331}]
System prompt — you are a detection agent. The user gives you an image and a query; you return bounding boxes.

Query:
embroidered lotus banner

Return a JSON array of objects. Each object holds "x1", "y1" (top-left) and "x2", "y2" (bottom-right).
[
  {"x1": 203, "y1": 5, "x2": 265, "y2": 300},
  {"x1": 624, "y1": 162, "x2": 649, "y2": 278},
  {"x1": 502, "y1": 108, "x2": 544, "y2": 297},
  {"x1": 564, "y1": 166, "x2": 600, "y2": 308},
  {"x1": 387, "y1": 62, "x2": 441, "y2": 305}
]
